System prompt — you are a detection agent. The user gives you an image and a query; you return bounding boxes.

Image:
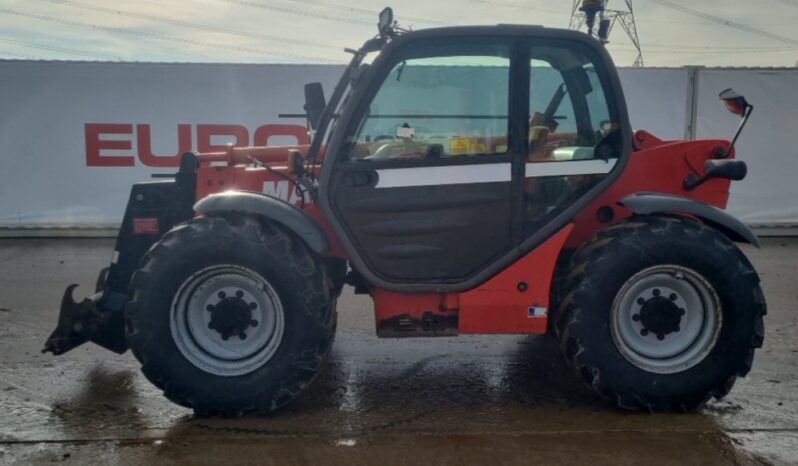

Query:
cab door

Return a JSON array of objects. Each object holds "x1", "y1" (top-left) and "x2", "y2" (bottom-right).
[
  {"x1": 324, "y1": 39, "x2": 520, "y2": 285},
  {"x1": 320, "y1": 30, "x2": 630, "y2": 290}
]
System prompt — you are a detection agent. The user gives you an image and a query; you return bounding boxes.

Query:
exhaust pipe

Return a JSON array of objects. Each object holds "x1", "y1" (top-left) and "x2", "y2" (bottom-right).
[{"x1": 42, "y1": 284, "x2": 128, "y2": 355}]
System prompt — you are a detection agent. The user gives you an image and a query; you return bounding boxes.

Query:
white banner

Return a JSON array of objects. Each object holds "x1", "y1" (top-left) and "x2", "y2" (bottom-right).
[
  {"x1": 619, "y1": 67, "x2": 689, "y2": 140},
  {"x1": 0, "y1": 61, "x2": 792, "y2": 228},
  {"x1": 695, "y1": 68, "x2": 798, "y2": 226},
  {"x1": 0, "y1": 61, "x2": 342, "y2": 227}
]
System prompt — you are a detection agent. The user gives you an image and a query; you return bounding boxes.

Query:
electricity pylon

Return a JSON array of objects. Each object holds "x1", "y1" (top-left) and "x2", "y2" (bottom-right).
[{"x1": 570, "y1": 0, "x2": 644, "y2": 67}]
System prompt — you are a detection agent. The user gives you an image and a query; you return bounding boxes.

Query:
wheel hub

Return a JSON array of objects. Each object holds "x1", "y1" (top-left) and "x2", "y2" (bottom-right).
[
  {"x1": 206, "y1": 290, "x2": 259, "y2": 341},
  {"x1": 610, "y1": 265, "x2": 722, "y2": 374},
  {"x1": 170, "y1": 265, "x2": 285, "y2": 377},
  {"x1": 635, "y1": 291, "x2": 685, "y2": 340}
]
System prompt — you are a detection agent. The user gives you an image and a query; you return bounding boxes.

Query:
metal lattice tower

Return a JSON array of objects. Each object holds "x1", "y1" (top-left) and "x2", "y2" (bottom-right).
[{"x1": 569, "y1": 0, "x2": 644, "y2": 67}]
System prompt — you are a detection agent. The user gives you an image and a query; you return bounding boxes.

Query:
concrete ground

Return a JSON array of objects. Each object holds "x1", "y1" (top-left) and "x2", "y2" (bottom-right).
[{"x1": 0, "y1": 237, "x2": 796, "y2": 465}]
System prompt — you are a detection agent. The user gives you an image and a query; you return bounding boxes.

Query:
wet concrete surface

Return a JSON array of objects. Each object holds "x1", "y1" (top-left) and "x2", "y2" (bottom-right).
[{"x1": 0, "y1": 238, "x2": 796, "y2": 465}]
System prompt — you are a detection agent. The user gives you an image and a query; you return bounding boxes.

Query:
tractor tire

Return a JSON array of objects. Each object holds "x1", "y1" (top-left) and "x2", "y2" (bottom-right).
[
  {"x1": 556, "y1": 215, "x2": 766, "y2": 411},
  {"x1": 125, "y1": 214, "x2": 336, "y2": 416}
]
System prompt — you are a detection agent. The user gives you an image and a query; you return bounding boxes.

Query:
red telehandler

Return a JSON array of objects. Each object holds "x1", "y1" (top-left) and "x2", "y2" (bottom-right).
[{"x1": 44, "y1": 9, "x2": 765, "y2": 415}]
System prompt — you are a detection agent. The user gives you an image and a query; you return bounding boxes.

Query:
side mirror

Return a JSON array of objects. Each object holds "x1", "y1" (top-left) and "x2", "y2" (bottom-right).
[
  {"x1": 719, "y1": 88, "x2": 751, "y2": 117},
  {"x1": 288, "y1": 149, "x2": 305, "y2": 175},
  {"x1": 303, "y1": 82, "x2": 326, "y2": 130},
  {"x1": 716, "y1": 88, "x2": 754, "y2": 158},
  {"x1": 378, "y1": 7, "x2": 394, "y2": 37}
]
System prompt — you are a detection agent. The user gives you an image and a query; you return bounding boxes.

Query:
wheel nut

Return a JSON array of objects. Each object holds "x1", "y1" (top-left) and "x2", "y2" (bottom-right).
[
  {"x1": 657, "y1": 334, "x2": 665, "y2": 341},
  {"x1": 679, "y1": 308, "x2": 686, "y2": 316},
  {"x1": 236, "y1": 290, "x2": 244, "y2": 298},
  {"x1": 249, "y1": 302, "x2": 258, "y2": 310},
  {"x1": 632, "y1": 314, "x2": 641, "y2": 322},
  {"x1": 217, "y1": 291, "x2": 226, "y2": 299},
  {"x1": 637, "y1": 298, "x2": 645, "y2": 305},
  {"x1": 653, "y1": 289, "x2": 661, "y2": 297},
  {"x1": 206, "y1": 304, "x2": 214, "y2": 311},
  {"x1": 640, "y1": 329, "x2": 649, "y2": 336},
  {"x1": 239, "y1": 332, "x2": 247, "y2": 340},
  {"x1": 250, "y1": 319, "x2": 259, "y2": 327},
  {"x1": 669, "y1": 293, "x2": 678, "y2": 301},
  {"x1": 221, "y1": 335, "x2": 229, "y2": 341}
]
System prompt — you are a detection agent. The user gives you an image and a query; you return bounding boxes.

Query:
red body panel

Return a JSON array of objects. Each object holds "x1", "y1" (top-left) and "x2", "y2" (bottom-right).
[
  {"x1": 370, "y1": 225, "x2": 572, "y2": 335},
  {"x1": 193, "y1": 130, "x2": 736, "y2": 335},
  {"x1": 566, "y1": 131, "x2": 734, "y2": 248},
  {"x1": 371, "y1": 289, "x2": 459, "y2": 336},
  {"x1": 458, "y1": 225, "x2": 572, "y2": 333},
  {"x1": 195, "y1": 156, "x2": 347, "y2": 258}
]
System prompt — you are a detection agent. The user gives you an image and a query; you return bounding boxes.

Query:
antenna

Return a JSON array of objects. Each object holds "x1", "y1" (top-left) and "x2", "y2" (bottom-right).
[{"x1": 570, "y1": 0, "x2": 644, "y2": 67}]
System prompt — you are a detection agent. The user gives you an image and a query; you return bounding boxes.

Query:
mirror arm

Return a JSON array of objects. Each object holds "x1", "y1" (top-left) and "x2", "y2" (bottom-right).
[
  {"x1": 306, "y1": 53, "x2": 362, "y2": 166},
  {"x1": 719, "y1": 104, "x2": 753, "y2": 159}
]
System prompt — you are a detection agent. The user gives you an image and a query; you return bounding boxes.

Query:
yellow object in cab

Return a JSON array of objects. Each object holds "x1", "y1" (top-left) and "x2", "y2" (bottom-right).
[{"x1": 449, "y1": 136, "x2": 471, "y2": 155}]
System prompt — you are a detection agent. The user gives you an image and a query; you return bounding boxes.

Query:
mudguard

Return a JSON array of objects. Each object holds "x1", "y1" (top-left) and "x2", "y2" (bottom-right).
[
  {"x1": 619, "y1": 192, "x2": 760, "y2": 248},
  {"x1": 194, "y1": 190, "x2": 330, "y2": 254}
]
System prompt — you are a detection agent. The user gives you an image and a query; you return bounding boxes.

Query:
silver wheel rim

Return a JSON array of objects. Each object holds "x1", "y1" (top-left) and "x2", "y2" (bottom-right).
[
  {"x1": 170, "y1": 265, "x2": 285, "y2": 377},
  {"x1": 610, "y1": 265, "x2": 722, "y2": 374}
]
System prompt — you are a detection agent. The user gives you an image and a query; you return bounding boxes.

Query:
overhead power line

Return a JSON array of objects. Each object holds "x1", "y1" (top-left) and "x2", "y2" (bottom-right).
[
  {"x1": 45, "y1": 0, "x2": 342, "y2": 53},
  {"x1": 469, "y1": 0, "x2": 565, "y2": 15},
  {"x1": 614, "y1": 45, "x2": 796, "y2": 55},
  {"x1": 648, "y1": 0, "x2": 798, "y2": 47},
  {"x1": 769, "y1": 0, "x2": 798, "y2": 9},
  {"x1": 0, "y1": 6, "x2": 342, "y2": 62},
  {"x1": 0, "y1": 37, "x2": 122, "y2": 60},
  {"x1": 630, "y1": 42, "x2": 796, "y2": 51},
  {"x1": 214, "y1": 0, "x2": 374, "y2": 27},
  {"x1": 0, "y1": 48, "x2": 40, "y2": 59},
  {"x1": 280, "y1": 0, "x2": 449, "y2": 26}
]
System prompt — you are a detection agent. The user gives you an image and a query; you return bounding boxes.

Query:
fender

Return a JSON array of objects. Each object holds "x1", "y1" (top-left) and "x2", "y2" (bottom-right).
[
  {"x1": 194, "y1": 190, "x2": 330, "y2": 254},
  {"x1": 619, "y1": 192, "x2": 760, "y2": 248}
]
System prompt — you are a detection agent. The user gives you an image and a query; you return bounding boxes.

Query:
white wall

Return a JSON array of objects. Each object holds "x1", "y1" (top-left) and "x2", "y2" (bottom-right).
[
  {"x1": 0, "y1": 61, "x2": 794, "y2": 228},
  {"x1": 619, "y1": 67, "x2": 689, "y2": 140},
  {"x1": 694, "y1": 69, "x2": 798, "y2": 226},
  {"x1": 0, "y1": 61, "x2": 342, "y2": 227}
]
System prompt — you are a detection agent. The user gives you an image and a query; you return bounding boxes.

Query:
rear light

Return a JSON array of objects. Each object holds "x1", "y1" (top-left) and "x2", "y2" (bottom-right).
[{"x1": 132, "y1": 217, "x2": 160, "y2": 235}]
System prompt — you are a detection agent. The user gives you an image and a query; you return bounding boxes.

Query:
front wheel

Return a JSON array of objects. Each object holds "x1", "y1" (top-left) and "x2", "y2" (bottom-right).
[
  {"x1": 125, "y1": 215, "x2": 336, "y2": 416},
  {"x1": 557, "y1": 215, "x2": 766, "y2": 411}
]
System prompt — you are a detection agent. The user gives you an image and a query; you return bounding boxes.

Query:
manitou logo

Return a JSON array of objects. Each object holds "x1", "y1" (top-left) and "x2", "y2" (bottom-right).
[
  {"x1": 85, "y1": 123, "x2": 309, "y2": 167},
  {"x1": 262, "y1": 180, "x2": 310, "y2": 205}
]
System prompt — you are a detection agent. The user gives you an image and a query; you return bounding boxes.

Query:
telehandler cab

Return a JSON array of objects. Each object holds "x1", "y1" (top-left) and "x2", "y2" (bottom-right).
[{"x1": 44, "y1": 8, "x2": 765, "y2": 415}]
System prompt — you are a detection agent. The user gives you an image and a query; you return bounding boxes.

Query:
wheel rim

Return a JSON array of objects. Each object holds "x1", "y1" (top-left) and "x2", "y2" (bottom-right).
[
  {"x1": 610, "y1": 265, "x2": 722, "y2": 374},
  {"x1": 170, "y1": 265, "x2": 285, "y2": 377}
]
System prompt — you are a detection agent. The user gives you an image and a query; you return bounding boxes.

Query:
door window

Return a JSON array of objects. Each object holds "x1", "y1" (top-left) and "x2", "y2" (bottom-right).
[
  {"x1": 525, "y1": 45, "x2": 622, "y2": 230},
  {"x1": 346, "y1": 43, "x2": 511, "y2": 162}
]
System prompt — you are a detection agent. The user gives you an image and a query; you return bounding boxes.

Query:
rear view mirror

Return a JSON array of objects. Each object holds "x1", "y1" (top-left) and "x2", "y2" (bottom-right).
[
  {"x1": 715, "y1": 88, "x2": 754, "y2": 159},
  {"x1": 719, "y1": 88, "x2": 751, "y2": 117},
  {"x1": 378, "y1": 7, "x2": 394, "y2": 36},
  {"x1": 288, "y1": 149, "x2": 305, "y2": 175},
  {"x1": 303, "y1": 82, "x2": 326, "y2": 130}
]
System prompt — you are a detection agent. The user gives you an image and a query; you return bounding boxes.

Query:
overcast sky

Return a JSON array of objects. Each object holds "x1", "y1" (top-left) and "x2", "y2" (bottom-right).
[{"x1": 0, "y1": 0, "x2": 797, "y2": 67}]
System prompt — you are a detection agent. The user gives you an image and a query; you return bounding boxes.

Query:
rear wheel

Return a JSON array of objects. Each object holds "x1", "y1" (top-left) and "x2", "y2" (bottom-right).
[
  {"x1": 125, "y1": 215, "x2": 336, "y2": 416},
  {"x1": 557, "y1": 215, "x2": 766, "y2": 411}
]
